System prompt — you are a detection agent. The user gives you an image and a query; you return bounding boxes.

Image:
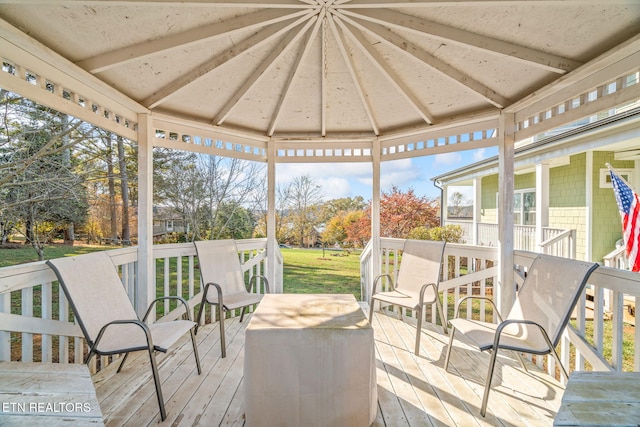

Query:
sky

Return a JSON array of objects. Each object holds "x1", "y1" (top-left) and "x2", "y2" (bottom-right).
[{"x1": 276, "y1": 146, "x2": 498, "y2": 205}]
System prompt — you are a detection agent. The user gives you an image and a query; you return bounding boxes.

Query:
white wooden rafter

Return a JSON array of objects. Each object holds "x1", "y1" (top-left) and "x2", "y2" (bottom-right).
[
  {"x1": 2, "y1": 0, "x2": 315, "y2": 6},
  {"x1": 212, "y1": 15, "x2": 318, "y2": 126},
  {"x1": 334, "y1": 15, "x2": 436, "y2": 125},
  {"x1": 143, "y1": 12, "x2": 314, "y2": 108},
  {"x1": 337, "y1": 11, "x2": 509, "y2": 108},
  {"x1": 338, "y1": 8, "x2": 582, "y2": 73},
  {"x1": 327, "y1": 13, "x2": 381, "y2": 135},
  {"x1": 333, "y1": 0, "x2": 635, "y2": 7},
  {"x1": 76, "y1": 9, "x2": 310, "y2": 74},
  {"x1": 268, "y1": 9, "x2": 325, "y2": 136}
]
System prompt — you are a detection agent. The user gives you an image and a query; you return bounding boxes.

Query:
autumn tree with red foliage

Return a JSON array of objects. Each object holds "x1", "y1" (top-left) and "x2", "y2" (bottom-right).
[{"x1": 348, "y1": 187, "x2": 440, "y2": 244}]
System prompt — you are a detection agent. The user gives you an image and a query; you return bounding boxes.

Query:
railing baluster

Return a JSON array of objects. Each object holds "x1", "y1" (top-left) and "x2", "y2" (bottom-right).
[{"x1": 22, "y1": 287, "x2": 33, "y2": 362}]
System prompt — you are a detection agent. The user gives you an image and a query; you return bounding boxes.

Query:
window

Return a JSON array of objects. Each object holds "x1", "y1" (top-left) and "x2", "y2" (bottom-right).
[
  {"x1": 600, "y1": 168, "x2": 633, "y2": 188},
  {"x1": 497, "y1": 188, "x2": 536, "y2": 225},
  {"x1": 515, "y1": 189, "x2": 536, "y2": 225}
]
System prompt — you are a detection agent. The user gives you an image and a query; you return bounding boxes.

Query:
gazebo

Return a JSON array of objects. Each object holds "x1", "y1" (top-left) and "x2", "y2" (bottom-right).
[
  {"x1": 1, "y1": 1, "x2": 637, "y2": 316},
  {"x1": 1, "y1": 2, "x2": 640, "y2": 424}
]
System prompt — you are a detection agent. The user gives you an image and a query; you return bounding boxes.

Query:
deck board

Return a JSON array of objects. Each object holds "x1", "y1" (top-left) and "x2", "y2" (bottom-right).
[{"x1": 93, "y1": 307, "x2": 565, "y2": 426}]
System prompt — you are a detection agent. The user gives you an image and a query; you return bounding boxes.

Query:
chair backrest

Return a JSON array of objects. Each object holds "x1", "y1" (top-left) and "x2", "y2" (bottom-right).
[
  {"x1": 47, "y1": 252, "x2": 138, "y2": 345},
  {"x1": 194, "y1": 239, "x2": 246, "y2": 294},
  {"x1": 396, "y1": 239, "x2": 446, "y2": 293},
  {"x1": 507, "y1": 254, "x2": 598, "y2": 347}
]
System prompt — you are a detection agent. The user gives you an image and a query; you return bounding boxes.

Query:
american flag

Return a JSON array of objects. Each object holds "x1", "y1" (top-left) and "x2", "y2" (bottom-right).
[{"x1": 610, "y1": 168, "x2": 640, "y2": 272}]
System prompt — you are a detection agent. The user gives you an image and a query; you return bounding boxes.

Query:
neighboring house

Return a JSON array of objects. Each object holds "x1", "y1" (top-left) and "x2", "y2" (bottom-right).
[
  {"x1": 153, "y1": 206, "x2": 187, "y2": 237},
  {"x1": 432, "y1": 105, "x2": 640, "y2": 265}
]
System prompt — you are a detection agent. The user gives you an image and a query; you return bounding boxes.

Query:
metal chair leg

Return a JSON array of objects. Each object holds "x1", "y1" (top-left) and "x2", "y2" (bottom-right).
[
  {"x1": 444, "y1": 327, "x2": 456, "y2": 372},
  {"x1": 148, "y1": 347, "x2": 166, "y2": 421},
  {"x1": 218, "y1": 304, "x2": 226, "y2": 358},
  {"x1": 117, "y1": 352, "x2": 130, "y2": 373},
  {"x1": 239, "y1": 306, "x2": 247, "y2": 322},
  {"x1": 368, "y1": 298, "x2": 375, "y2": 324},
  {"x1": 415, "y1": 306, "x2": 423, "y2": 356},
  {"x1": 435, "y1": 296, "x2": 448, "y2": 335},
  {"x1": 481, "y1": 348, "x2": 500, "y2": 417},
  {"x1": 190, "y1": 328, "x2": 202, "y2": 375}
]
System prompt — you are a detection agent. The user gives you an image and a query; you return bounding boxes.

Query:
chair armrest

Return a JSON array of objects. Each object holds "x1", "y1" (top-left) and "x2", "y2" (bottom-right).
[
  {"x1": 248, "y1": 275, "x2": 270, "y2": 294},
  {"x1": 144, "y1": 296, "x2": 194, "y2": 322},
  {"x1": 418, "y1": 282, "x2": 438, "y2": 304},
  {"x1": 90, "y1": 319, "x2": 153, "y2": 360},
  {"x1": 371, "y1": 273, "x2": 393, "y2": 296},
  {"x1": 453, "y1": 295, "x2": 503, "y2": 322},
  {"x1": 493, "y1": 318, "x2": 553, "y2": 350},
  {"x1": 201, "y1": 282, "x2": 223, "y2": 304}
]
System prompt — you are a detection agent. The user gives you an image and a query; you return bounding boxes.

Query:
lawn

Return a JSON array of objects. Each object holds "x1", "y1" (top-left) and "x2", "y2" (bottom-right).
[
  {"x1": 0, "y1": 242, "x2": 107, "y2": 268},
  {"x1": 280, "y1": 248, "x2": 362, "y2": 299}
]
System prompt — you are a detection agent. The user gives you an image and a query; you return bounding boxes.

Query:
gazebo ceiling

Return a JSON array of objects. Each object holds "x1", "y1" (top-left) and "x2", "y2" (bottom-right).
[{"x1": 0, "y1": 1, "x2": 638, "y2": 144}]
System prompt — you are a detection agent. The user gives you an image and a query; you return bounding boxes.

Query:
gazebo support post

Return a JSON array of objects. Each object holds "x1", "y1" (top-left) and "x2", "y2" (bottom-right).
[
  {"x1": 497, "y1": 111, "x2": 516, "y2": 316},
  {"x1": 137, "y1": 113, "x2": 156, "y2": 321}
]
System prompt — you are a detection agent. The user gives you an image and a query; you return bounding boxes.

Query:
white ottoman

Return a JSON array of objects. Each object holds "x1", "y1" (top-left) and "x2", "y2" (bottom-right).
[{"x1": 244, "y1": 294, "x2": 377, "y2": 426}]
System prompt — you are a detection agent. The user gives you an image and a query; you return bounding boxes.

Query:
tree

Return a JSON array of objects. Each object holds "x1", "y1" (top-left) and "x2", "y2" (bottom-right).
[
  {"x1": 448, "y1": 191, "x2": 467, "y2": 218},
  {"x1": 0, "y1": 90, "x2": 94, "y2": 258},
  {"x1": 346, "y1": 187, "x2": 439, "y2": 244},
  {"x1": 284, "y1": 175, "x2": 324, "y2": 247},
  {"x1": 154, "y1": 149, "x2": 266, "y2": 241}
]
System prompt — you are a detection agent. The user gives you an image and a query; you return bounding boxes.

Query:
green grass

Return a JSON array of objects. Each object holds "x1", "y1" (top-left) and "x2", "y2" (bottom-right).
[
  {"x1": 281, "y1": 248, "x2": 362, "y2": 298},
  {"x1": 0, "y1": 243, "x2": 107, "y2": 268}
]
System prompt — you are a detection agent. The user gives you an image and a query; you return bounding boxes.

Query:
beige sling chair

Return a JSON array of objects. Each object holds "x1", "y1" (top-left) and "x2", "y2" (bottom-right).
[
  {"x1": 47, "y1": 252, "x2": 201, "y2": 422},
  {"x1": 444, "y1": 253, "x2": 598, "y2": 417},
  {"x1": 369, "y1": 239, "x2": 448, "y2": 356},
  {"x1": 194, "y1": 239, "x2": 270, "y2": 358}
]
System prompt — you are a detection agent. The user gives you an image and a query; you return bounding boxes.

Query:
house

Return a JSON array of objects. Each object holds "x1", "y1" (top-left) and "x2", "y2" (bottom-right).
[
  {"x1": 433, "y1": 104, "x2": 640, "y2": 265},
  {"x1": 152, "y1": 206, "x2": 187, "y2": 238}
]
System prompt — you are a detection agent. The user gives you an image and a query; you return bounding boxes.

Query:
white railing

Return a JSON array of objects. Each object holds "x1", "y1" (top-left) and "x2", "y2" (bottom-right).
[
  {"x1": 361, "y1": 238, "x2": 640, "y2": 382},
  {"x1": 447, "y1": 220, "x2": 574, "y2": 254},
  {"x1": 0, "y1": 238, "x2": 282, "y2": 372},
  {"x1": 442, "y1": 219, "x2": 473, "y2": 243},
  {"x1": 540, "y1": 228, "x2": 576, "y2": 258}
]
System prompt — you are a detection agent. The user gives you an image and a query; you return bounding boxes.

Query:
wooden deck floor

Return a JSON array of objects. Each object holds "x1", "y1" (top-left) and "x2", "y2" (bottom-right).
[{"x1": 93, "y1": 306, "x2": 565, "y2": 426}]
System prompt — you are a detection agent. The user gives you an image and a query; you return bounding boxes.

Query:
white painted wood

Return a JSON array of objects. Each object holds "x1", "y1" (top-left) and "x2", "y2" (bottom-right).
[
  {"x1": 535, "y1": 162, "x2": 550, "y2": 253},
  {"x1": 498, "y1": 111, "x2": 516, "y2": 315},
  {"x1": 370, "y1": 138, "x2": 381, "y2": 304},
  {"x1": 268, "y1": 11, "x2": 324, "y2": 137},
  {"x1": 473, "y1": 178, "x2": 481, "y2": 245},
  {"x1": 328, "y1": 14, "x2": 380, "y2": 136},
  {"x1": 213, "y1": 17, "x2": 317, "y2": 126},
  {"x1": 340, "y1": 8, "x2": 581, "y2": 73},
  {"x1": 136, "y1": 113, "x2": 155, "y2": 320},
  {"x1": 143, "y1": 13, "x2": 312, "y2": 109},
  {"x1": 339, "y1": 11, "x2": 509, "y2": 108},
  {"x1": 78, "y1": 9, "x2": 307, "y2": 73},
  {"x1": 335, "y1": 17, "x2": 435, "y2": 125}
]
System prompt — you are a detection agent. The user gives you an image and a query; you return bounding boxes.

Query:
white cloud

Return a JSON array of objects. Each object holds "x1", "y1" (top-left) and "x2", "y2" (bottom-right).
[
  {"x1": 473, "y1": 148, "x2": 488, "y2": 162},
  {"x1": 276, "y1": 163, "x2": 371, "y2": 199},
  {"x1": 433, "y1": 152, "x2": 462, "y2": 165}
]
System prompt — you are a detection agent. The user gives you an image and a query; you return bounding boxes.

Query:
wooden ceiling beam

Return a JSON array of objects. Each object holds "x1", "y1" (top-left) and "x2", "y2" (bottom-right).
[
  {"x1": 338, "y1": 11, "x2": 509, "y2": 108},
  {"x1": 213, "y1": 15, "x2": 318, "y2": 126},
  {"x1": 268, "y1": 10, "x2": 325, "y2": 136},
  {"x1": 143, "y1": 13, "x2": 313, "y2": 108},
  {"x1": 328, "y1": 14, "x2": 380, "y2": 136},
  {"x1": 340, "y1": 8, "x2": 582, "y2": 73},
  {"x1": 335, "y1": 16, "x2": 436, "y2": 125},
  {"x1": 76, "y1": 9, "x2": 311, "y2": 73}
]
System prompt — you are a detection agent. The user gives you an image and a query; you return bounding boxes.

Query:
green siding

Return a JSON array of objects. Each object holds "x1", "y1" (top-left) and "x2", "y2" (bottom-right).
[{"x1": 549, "y1": 153, "x2": 586, "y2": 208}]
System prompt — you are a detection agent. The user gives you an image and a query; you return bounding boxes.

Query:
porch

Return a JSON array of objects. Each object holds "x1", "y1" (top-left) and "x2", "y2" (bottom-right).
[
  {"x1": 2, "y1": 238, "x2": 639, "y2": 425},
  {"x1": 94, "y1": 306, "x2": 564, "y2": 427}
]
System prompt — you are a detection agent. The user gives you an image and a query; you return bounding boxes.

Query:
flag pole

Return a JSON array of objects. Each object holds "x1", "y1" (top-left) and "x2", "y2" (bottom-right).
[{"x1": 606, "y1": 162, "x2": 636, "y2": 190}]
